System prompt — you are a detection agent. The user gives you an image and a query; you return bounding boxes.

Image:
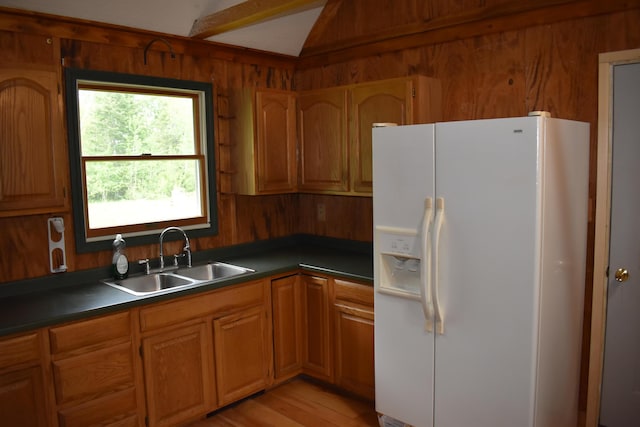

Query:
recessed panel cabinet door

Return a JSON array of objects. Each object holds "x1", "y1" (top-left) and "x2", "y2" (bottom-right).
[
  {"x1": 333, "y1": 279, "x2": 375, "y2": 400},
  {"x1": 302, "y1": 275, "x2": 333, "y2": 382},
  {"x1": 256, "y1": 90, "x2": 297, "y2": 193},
  {"x1": 232, "y1": 88, "x2": 296, "y2": 195},
  {"x1": 142, "y1": 322, "x2": 214, "y2": 427},
  {"x1": 298, "y1": 89, "x2": 349, "y2": 192},
  {"x1": 0, "y1": 68, "x2": 67, "y2": 215},
  {"x1": 272, "y1": 274, "x2": 303, "y2": 382},
  {"x1": 213, "y1": 305, "x2": 270, "y2": 406},
  {"x1": 334, "y1": 303, "x2": 375, "y2": 400},
  {"x1": 0, "y1": 367, "x2": 48, "y2": 427},
  {"x1": 350, "y1": 79, "x2": 412, "y2": 194}
]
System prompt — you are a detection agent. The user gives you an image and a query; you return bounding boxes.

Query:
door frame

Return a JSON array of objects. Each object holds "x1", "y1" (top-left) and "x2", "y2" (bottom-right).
[{"x1": 586, "y1": 47, "x2": 640, "y2": 427}]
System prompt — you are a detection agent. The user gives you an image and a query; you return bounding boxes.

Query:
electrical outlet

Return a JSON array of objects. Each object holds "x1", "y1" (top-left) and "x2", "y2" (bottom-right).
[{"x1": 317, "y1": 203, "x2": 326, "y2": 222}]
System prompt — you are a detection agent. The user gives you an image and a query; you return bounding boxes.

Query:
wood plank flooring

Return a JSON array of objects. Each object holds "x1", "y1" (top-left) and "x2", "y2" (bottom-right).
[{"x1": 188, "y1": 378, "x2": 379, "y2": 427}]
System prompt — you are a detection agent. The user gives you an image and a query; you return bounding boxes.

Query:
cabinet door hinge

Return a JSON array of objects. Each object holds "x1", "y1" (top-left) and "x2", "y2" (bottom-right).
[
  {"x1": 139, "y1": 345, "x2": 144, "y2": 357},
  {"x1": 145, "y1": 415, "x2": 149, "y2": 426},
  {"x1": 412, "y1": 87, "x2": 416, "y2": 98}
]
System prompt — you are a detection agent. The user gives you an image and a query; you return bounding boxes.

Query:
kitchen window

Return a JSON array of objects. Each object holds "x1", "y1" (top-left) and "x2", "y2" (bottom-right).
[{"x1": 65, "y1": 68, "x2": 217, "y2": 252}]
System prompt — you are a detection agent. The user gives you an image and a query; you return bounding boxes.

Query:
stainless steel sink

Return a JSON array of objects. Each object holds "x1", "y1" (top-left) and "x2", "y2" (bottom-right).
[
  {"x1": 102, "y1": 262, "x2": 254, "y2": 296},
  {"x1": 174, "y1": 262, "x2": 254, "y2": 282},
  {"x1": 103, "y1": 273, "x2": 197, "y2": 296}
]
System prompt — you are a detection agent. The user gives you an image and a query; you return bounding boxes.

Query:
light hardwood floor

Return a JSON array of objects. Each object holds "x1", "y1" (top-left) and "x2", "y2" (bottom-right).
[{"x1": 188, "y1": 378, "x2": 379, "y2": 427}]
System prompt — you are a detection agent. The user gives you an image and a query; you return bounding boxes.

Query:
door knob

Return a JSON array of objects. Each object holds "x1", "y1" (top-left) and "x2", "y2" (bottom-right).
[{"x1": 614, "y1": 268, "x2": 630, "y2": 282}]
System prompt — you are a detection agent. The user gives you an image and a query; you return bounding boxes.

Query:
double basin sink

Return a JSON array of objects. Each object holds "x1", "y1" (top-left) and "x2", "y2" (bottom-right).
[{"x1": 102, "y1": 262, "x2": 254, "y2": 296}]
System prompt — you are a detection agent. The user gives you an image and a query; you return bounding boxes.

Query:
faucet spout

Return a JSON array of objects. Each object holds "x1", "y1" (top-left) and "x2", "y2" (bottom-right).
[{"x1": 159, "y1": 226, "x2": 191, "y2": 270}]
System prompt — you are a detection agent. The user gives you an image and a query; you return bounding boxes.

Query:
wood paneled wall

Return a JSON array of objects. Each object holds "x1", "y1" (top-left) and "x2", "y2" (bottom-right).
[
  {"x1": 298, "y1": 194, "x2": 372, "y2": 241},
  {"x1": 3, "y1": 3, "x2": 640, "y2": 288},
  {"x1": 0, "y1": 11, "x2": 298, "y2": 283},
  {"x1": 296, "y1": 1, "x2": 640, "y2": 419},
  {"x1": 2, "y1": 3, "x2": 640, "y2": 421}
]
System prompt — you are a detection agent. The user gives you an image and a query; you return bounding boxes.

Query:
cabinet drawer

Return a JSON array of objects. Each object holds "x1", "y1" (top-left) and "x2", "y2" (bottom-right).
[
  {"x1": 49, "y1": 311, "x2": 131, "y2": 355},
  {"x1": 334, "y1": 279, "x2": 373, "y2": 307},
  {"x1": 0, "y1": 332, "x2": 40, "y2": 369},
  {"x1": 57, "y1": 386, "x2": 138, "y2": 427},
  {"x1": 52, "y1": 342, "x2": 134, "y2": 404},
  {"x1": 140, "y1": 279, "x2": 266, "y2": 332}
]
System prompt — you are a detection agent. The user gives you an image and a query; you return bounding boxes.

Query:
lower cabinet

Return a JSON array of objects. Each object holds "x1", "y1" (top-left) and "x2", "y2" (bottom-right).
[
  {"x1": 301, "y1": 274, "x2": 333, "y2": 382},
  {"x1": 0, "y1": 331, "x2": 48, "y2": 427},
  {"x1": 141, "y1": 322, "x2": 214, "y2": 427},
  {"x1": 333, "y1": 279, "x2": 375, "y2": 400},
  {"x1": 213, "y1": 305, "x2": 271, "y2": 406},
  {"x1": 0, "y1": 271, "x2": 374, "y2": 427},
  {"x1": 271, "y1": 273, "x2": 375, "y2": 401},
  {"x1": 49, "y1": 311, "x2": 141, "y2": 427},
  {"x1": 137, "y1": 278, "x2": 270, "y2": 426},
  {"x1": 271, "y1": 274, "x2": 303, "y2": 383}
]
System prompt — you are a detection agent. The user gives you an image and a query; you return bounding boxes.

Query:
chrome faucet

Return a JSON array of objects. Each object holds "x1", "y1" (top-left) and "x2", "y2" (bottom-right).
[{"x1": 159, "y1": 226, "x2": 192, "y2": 270}]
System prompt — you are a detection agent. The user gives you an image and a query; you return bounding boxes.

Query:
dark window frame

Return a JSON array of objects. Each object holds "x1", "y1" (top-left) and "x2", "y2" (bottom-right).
[{"x1": 64, "y1": 68, "x2": 218, "y2": 253}]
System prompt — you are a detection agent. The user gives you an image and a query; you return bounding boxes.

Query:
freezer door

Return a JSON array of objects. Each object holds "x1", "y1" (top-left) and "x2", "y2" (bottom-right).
[
  {"x1": 373, "y1": 124, "x2": 436, "y2": 427},
  {"x1": 433, "y1": 117, "x2": 540, "y2": 427},
  {"x1": 372, "y1": 124, "x2": 435, "y2": 230}
]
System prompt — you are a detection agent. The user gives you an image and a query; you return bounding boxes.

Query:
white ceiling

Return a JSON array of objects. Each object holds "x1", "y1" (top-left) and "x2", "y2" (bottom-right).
[{"x1": 0, "y1": 0, "x2": 324, "y2": 56}]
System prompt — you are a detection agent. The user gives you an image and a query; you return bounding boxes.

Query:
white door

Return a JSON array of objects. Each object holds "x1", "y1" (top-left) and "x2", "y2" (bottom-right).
[{"x1": 599, "y1": 61, "x2": 640, "y2": 427}]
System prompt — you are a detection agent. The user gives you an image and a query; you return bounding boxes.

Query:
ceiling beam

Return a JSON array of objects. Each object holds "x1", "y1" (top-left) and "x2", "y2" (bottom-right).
[{"x1": 190, "y1": 0, "x2": 326, "y2": 39}]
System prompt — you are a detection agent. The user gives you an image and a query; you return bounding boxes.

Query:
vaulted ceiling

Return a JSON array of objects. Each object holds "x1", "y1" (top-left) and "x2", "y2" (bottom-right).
[{"x1": 0, "y1": 0, "x2": 327, "y2": 56}]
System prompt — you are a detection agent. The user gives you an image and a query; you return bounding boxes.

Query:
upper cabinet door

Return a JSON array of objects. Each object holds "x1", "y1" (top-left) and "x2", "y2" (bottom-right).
[
  {"x1": 349, "y1": 79, "x2": 413, "y2": 195},
  {"x1": 255, "y1": 90, "x2": 297, "y2": 193},
  {"x1": 298, "y1": 89, "x2": 349, "y2": 193},
  {"x1": 232, "y1": 88, "x2": 297, "y2": 195},
  {"x1": 298, "y1": 76, "x2": 441, "y2": 196},
  {"x1": 0, "y1": 67, "x2": 68, "y2": 216}
]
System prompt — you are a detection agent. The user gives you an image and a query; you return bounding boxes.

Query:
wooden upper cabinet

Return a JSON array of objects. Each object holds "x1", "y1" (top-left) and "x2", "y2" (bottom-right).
[
  {"x1": 231, "y1": 88, "x2": 297, "y2": 195},
  {"x1": 0, "y1": 33, "x2": 68, "y2": 217},
  {"x1": 0, "y1": 67, "x2": 68, "y2": 216},
  {"x1": 298, "y1": 75, "x2": 441, "y2": 196},
  {"x1": 298, "y1": 89, "x2": 349, "y2": 192},
  {"x1": 350, "y1": 76, "x2": 440, "y2": 194}
]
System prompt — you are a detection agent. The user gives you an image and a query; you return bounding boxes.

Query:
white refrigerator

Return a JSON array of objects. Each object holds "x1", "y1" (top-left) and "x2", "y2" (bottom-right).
[{"x1": 372, "y1": 115, "x2": 589, "y2": 427}]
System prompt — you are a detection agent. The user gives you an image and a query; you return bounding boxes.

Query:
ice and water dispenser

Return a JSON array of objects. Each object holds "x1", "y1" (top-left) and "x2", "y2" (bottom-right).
[{"x1": 376, "y1": 226, "x2": 423, "y2": 299}]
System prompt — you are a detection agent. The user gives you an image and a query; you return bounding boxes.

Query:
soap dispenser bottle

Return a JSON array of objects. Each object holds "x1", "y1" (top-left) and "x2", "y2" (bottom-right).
[{"x1": 112, "y1": 234, "x2": 129, "y2": 280}]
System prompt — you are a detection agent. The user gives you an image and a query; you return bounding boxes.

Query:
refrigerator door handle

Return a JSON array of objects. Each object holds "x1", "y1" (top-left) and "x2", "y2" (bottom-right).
[
  {"x1": 421, "y1": 197, "x2": 435, "y2": 332},
  {"x1": 433, "y1": 197, "x2": 445, "y2": 335}
]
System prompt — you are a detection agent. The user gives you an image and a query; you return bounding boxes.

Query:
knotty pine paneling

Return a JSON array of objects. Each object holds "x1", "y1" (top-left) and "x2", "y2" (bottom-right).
[
  {"x1": 0, "y1": 30, "x2": 57, "y2": 65},
  {"x1": 298, "y1": 194, "x2": 372, "y2": 242},
  {"x1": 234, "y1": 195, "x2": 298, "y2": 243},
  {"x1": 0, "y1": 16, "x2": 297, "y2": 284},
  {"x1": 297, "y1": 7, "x2": 640, "y2": 420}
]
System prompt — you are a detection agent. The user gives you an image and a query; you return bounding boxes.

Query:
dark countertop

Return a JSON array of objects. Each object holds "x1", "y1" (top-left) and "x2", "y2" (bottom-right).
[{"x1": 0, "y1": 236, "x2": 373, "y2": 337}]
